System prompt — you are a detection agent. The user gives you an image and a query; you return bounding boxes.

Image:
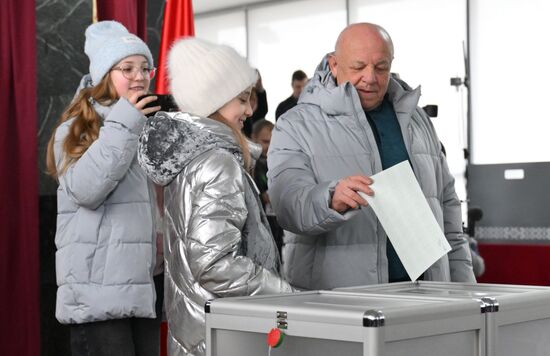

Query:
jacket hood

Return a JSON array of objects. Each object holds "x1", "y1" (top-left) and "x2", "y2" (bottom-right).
[
  {"x1": 74, "y1": 74, "x2": 94, "y2": 98},
  {"x1": 74, "y1": 74, "x2": 115, "y2": 120},
  {"x1": 138, "y1": 111, "x2": 261, "y2": 186},
  {"x1": 299, "y1": 55, "x2": 353, "y2": 115},
  {"x1": 300, "y1": 54, "x2": 422, "y2": 117}
]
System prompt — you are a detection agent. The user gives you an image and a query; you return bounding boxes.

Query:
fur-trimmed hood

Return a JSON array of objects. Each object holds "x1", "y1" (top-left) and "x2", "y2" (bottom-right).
[{"x1": 138, "y1": 111, "x2": 260, "y2": 186}]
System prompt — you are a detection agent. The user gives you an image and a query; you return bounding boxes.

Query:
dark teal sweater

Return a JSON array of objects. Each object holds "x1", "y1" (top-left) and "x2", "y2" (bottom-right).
[{"x1": 365, "y1": 96, "x2": 411, "y2": 282}]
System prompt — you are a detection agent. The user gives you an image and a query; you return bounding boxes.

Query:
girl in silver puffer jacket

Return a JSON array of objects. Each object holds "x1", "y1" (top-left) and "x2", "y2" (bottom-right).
[{"x1": 138, "y1": 38, "x2": 293, "y2": 356}]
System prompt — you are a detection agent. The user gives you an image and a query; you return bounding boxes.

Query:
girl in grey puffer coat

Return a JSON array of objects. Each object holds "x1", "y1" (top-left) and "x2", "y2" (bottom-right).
[
  {"x1": 138, "y1": 38, "x2": 293, "y2": 356},
  {"x1": 46, "y1": 20, "x2": 162, "y2": 356}
]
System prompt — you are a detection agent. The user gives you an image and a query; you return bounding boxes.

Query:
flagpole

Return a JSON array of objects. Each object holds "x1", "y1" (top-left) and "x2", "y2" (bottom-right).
[{"x1": 92, "y1": 0, "x2": 97, "y2": 23}]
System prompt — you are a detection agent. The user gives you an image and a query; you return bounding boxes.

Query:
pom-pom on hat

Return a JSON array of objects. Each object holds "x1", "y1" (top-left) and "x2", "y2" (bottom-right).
[
  {"x1": 168, "y1": 37, "x2": 257, "y2": 118},
  {"x1": 84, "y1": 20, "x2": 154, "y2": 85}
]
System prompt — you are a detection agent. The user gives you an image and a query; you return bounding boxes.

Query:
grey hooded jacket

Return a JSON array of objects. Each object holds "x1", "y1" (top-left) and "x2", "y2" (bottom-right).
[
  {"x1": 138, "y1": 112, "x2": 292, "y2": 356},
  {"x1": 54, "y1": 75, "x2": 157, "y2": 324},
  {"x1": 268, "y1": 56, "x2": 475, "y2": 290}
]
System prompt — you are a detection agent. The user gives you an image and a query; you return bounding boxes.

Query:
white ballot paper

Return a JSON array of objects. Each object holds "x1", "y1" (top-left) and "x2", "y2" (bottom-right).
[{"x1": 358, "y1": 161, "x2": 451, "y2": 281}]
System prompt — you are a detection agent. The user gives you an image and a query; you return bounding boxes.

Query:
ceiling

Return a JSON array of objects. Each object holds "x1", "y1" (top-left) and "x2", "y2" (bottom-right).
[{"x1": 192, "y1": 0, "x2": 278, "y2": 15}]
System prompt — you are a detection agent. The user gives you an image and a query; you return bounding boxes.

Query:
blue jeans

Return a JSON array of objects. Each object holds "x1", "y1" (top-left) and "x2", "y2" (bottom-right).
[{"x1": 70, "y1": 275, "x2": 163, "y2": 356}]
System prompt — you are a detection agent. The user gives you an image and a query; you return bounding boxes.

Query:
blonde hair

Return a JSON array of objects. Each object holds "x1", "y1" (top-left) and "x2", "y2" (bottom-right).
[
  {"x1": 210, "y1": 113, "x2": 252, "y2": 172},
  {"x1": 46, "y1": 75, "x2": 118, "y2": 179}
]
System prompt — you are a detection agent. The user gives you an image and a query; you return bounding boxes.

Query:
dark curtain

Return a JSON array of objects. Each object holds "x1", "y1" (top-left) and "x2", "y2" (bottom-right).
[
  {"x1": 0, "y1": 0, "x2": 40, "y2": 355},
  {"x1": 97, "y1": 0, "x2": 149, "y2": 40},
  {"x1": 478, "y1": 244, "x2": 550, "y2": 286}
]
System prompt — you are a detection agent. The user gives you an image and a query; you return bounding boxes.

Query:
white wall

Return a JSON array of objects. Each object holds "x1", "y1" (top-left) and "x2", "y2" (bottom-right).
[
  {"x1": 197, "y1": 0, "x2": 550, "y2": 209},
  {"x1": 196, "y1": 0, "x2": 347, "y2": 121},
  {"x1": 194, "y1": 11, "x2": 247, "y2": 57},
  {"x1": 247, "y1": 0, "x2": 347, "y2": 116},
  {"x1": 469, "y1": 0, "x2": 550, "y2": 164}
]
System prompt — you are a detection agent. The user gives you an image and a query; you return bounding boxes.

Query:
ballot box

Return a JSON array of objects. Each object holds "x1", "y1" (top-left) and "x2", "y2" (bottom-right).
[
  {"x1": 205, "y1": 290, "x2": 487, "y2": 356},
  {"x1": 335, "y1": 281, "x2": 550, "y2": 356}
]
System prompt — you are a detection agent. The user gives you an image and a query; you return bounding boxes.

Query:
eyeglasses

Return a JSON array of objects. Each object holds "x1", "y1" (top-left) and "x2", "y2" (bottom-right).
[{"x1": 111, "y1": 65, "x2": 156, "y2": 80}]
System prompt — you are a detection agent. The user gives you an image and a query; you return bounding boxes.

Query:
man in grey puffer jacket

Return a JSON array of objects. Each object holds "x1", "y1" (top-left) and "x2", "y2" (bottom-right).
[{"x1": 268, "y1": 22, "x2": 475, "y2": 290}]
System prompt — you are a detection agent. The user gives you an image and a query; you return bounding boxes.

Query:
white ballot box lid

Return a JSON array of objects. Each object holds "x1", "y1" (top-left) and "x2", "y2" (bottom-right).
[
  {"x1": 334, "y1": 281, "x2": 550, "y2": 314},
  {"x1": 206, "y1": 289, "x2": 484, "y2": 327}
]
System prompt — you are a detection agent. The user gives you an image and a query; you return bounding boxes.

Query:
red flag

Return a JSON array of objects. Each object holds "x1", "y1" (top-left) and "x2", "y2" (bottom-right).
[{"x1": 155, "y1": 0, "x2": 195, "y2": 94}]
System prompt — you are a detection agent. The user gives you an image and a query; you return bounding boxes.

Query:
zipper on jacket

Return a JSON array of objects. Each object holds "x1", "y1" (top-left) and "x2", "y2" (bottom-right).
[{"x1": 148, "y1": 181, "x2": 159, "y2": 314}]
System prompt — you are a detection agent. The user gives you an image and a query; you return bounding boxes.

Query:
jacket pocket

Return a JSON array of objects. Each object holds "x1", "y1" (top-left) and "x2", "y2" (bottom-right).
[
  {"x1": 56, "y1": 206, "x2": 105, "y2": 285},
  {"x1": 282, "y1": 232, "x2": 317, "y2": 289},
  {"x1": 101, "y1": 203, "x2": 154, "y2": 285}
]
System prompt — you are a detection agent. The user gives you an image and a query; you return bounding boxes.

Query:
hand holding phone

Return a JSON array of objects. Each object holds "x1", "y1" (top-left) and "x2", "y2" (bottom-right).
[
  {"x1": 133, "y1": 94, "x2": 161, "y2": 117},
  {"x1": 137, "y1": 94, "x2": 179, "y2": 117}
]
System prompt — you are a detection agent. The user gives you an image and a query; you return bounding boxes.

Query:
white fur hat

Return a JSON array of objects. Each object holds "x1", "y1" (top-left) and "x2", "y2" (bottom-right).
[
  {"x1": 168, "y1": 37, "x2": 257, "y2": 117},
  {"x1": 84, "y1": 21, "x2": 153, "y2": 85}
]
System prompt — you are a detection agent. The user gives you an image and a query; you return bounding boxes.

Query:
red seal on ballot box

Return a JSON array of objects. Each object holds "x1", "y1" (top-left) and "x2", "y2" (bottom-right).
[{"x1": 267, "y1": 328, "x2": 284, "y2": 348}]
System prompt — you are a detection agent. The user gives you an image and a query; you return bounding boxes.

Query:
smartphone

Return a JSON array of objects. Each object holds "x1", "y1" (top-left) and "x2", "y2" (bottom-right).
[{"x1": 138, "y1": 94, "x2": 178, "y2": 117}]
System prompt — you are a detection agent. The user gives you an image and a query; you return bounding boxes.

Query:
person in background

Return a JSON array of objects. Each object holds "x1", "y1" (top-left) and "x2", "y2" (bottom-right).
[
  {"x1": 251, "y1": 119, "x2": 274, "y2": 208},
  {"x1": 251, "y1": 119, "x2": 284, "y2": 255},
  {"x1": 45, "y1": 21, "x2": 162, "y2": 356},
  {"x1": 138, "y1": 38, "x2": 293, "y2": 356},
  {"x1": 268, "y1": 23, "x2": 475, "y2": 291},
  {"x1": 275, "y1": 69, "x2": 308, "y2": 120},
  {"x1": 242, "y1": 69, "x2": 268, "y2": 137}
]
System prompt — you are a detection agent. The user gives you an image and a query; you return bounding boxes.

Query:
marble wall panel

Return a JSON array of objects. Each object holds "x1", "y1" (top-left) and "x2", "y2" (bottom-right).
[{"x1": 37, "y1": 0, "x2": 93, "y2": 195}]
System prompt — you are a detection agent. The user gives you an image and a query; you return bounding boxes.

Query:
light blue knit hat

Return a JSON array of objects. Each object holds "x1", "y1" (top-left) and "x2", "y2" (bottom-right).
[{"x1": 84, "y1": 21, "x2": 154, "y2": 85}]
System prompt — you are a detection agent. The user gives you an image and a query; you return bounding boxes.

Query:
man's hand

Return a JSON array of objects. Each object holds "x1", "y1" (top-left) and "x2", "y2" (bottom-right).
[{"x1": 330, "y1": 175, "x2": 374, "y2": 213}]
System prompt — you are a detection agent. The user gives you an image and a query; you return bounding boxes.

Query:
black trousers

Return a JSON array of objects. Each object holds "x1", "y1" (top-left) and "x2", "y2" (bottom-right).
[{"x1": 70, "y1": 274, "x2": 164, "y2": 356}]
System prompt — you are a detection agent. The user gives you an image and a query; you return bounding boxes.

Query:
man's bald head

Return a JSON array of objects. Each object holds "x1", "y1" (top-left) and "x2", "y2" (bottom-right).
[
  {"x1": 329, "y1": 23, "x2": 394, "y2": 111},
  {"x1": 334, "y1": 23, "x2": 394, "y2": 58}
]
